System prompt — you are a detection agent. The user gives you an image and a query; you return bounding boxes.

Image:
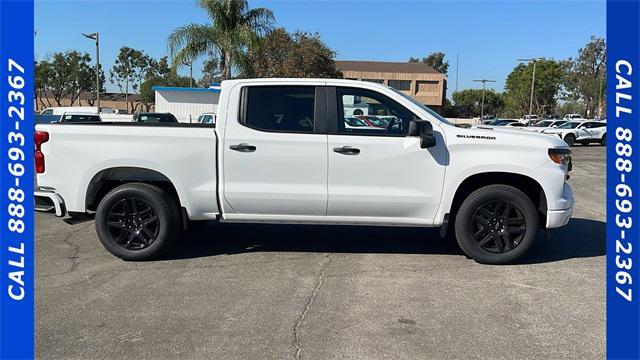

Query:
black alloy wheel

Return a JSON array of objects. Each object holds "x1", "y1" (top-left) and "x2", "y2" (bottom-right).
[
  {"x1": 106, "y1": 197, "x2": 160, "y2": 250},
  {"x1": 471, "y1": 200, "x2": 526, "y2": 253},
  {"x1": 95, "y1": 183, "x2": 180, "y2": 261},
  {"x1": 454, "y1": 184, "x2": 539, "y2": 264}
]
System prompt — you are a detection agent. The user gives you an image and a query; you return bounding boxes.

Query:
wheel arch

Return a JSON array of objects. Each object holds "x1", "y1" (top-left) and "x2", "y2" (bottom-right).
[
  {"x1": 85, "y1": 167, "x2": 182, "y2": 213},
  {"x1": 448, "y1": 172, "x2": 547, "y2": 224}
]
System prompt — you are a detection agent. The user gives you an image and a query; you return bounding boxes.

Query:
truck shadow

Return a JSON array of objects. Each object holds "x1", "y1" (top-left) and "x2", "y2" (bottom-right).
[{"x1": 160, "y1": 217, "x2": 605, "y2": 264}]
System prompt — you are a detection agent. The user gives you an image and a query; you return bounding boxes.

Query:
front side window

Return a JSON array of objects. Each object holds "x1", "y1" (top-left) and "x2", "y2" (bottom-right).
[
  {"x1": 244, "y1": 86, "x2": 315, "y2": 133},
  {"x1": 388, "y1": 80, "x2": 411, "y2": 91},
  {"x1": 337, "y1": 87, "x2": 416, "y2": 135}
]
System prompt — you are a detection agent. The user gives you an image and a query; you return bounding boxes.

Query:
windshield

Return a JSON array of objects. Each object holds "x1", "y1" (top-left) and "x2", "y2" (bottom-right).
[
  {"x1": 492, "y1": 120, "x2": 514, "y2": 126},
  {"x1": 558, "y1": 121, "x2": 580, "y2": 129},
  {"x1": 390, "y1": 88, "x2": 453, "y2": 126},
  {"x1": 534, "y1": 121, "x2": 552, "y2": 127},
  {"x1": 137, "y1": 113, "x2": 178, "y2": 123}
]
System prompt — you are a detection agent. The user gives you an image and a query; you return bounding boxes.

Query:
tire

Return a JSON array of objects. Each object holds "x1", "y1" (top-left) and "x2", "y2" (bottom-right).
[
  {"x1": 564, "y1": 134, "x2": 576, "y2": 146},
  {"x1": 95, "y1": 183, "x2": 180, "y2": 261},
  {"x1": 454, "y1": 185, "x2": 539, "y2": 264},
  {"x1": 600, "y1": 133, "x2": 606, "y2": 146}
]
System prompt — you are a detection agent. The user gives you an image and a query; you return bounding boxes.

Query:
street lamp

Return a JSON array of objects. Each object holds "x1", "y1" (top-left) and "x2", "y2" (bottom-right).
[
  {"x1": 82, "y1": 32, "x2": 100, "y2": 113},
  {"x1": 182, "y1": 60, "x2": 193, "y2": 87},
  {"x1": 517, "y1": 57, "x2": 543, "y2": 121},
  {"x1": 473, "y1": 79, "x2": 496, "y2": 121}
]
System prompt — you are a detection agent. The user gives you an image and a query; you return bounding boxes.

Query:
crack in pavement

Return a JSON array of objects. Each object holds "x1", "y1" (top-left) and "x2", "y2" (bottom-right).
[
  {"x1": 292, "y1": 253, "x2": 333, "y2": 360},
  {"x1": 56, "y1": 223, "x2": 93, "y2": 275}
]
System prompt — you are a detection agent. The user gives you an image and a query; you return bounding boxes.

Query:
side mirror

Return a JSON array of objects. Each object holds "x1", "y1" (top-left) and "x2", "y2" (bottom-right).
[{"x1": 409, "y1": 119, "x2": 436, "y2": 148}]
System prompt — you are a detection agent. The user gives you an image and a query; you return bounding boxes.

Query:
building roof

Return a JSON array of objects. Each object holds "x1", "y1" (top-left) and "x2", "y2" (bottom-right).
[{"x1": 335, "y1": 60, "x2": 440, "y2": 74}]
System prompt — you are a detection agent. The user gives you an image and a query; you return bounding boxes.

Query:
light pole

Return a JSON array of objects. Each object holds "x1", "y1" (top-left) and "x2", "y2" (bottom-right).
[
  {"x1": 183, "y1": 60, "x2": 193, "y2": 87},
  {"x1": 517, "y1": 57, "x2": 543, "y2": 121},
  {"x1": 82, "y1": 32, "x2": 100, "y2": 113},
  {"x1": 473, "y1": 79, "x2": 496, "y2": 120}
]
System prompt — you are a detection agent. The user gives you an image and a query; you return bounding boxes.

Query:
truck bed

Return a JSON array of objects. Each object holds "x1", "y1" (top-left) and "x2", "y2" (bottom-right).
[{"x1": 35, "y1": 122, "x2": 219, "y2": 220}]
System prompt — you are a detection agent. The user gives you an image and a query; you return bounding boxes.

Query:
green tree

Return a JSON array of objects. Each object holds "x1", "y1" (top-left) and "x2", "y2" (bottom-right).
[
  {"x1": 564, "y1": 36, "x2": 606, "y2": 118},
  {"x1": 35, "y1": 51, "x2": 103, "y2": 107},
  {"x1": 84, "y1": 63, "x2": 106, "y2": 107},
  {"x1": 168, "y1": 0, "x2": 274, "y2": 80},
  {"x1": 503, "y1": 59, "x2": 566, "y2": 117},
  {"x1": 198, "y1": 57, "x2": 223, "y2": 87},
  {"x1": 140, "y1": 69, "x2": 195, "y2": 111},
  {"x1": 409, "y1": 51, "x2": 449, "y2": 74},
  {"x1": 244, "y1": 28, "x2": 340, "y2": 78},
  {"x1": 452, "y1": 89, "x2": 504, "y2": 117},
  {"x1": 34, "y1": 60, "x2": 53, "y2": 108},
  {"x1": 110, "y1": 47, "x2": 146, "y2": 112}
]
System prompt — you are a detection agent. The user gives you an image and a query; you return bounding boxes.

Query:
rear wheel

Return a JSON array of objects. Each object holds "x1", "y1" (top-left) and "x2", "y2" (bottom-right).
[
  {"x1": 95, "y1": 183, "x2": 180, "y2": 261},
  {"x1": 600, "y1": 133, "x2": 606, "y2": 146},
  {"x1": 454, "y1": 185, "x2": 539, "y2": 264},
  {"x1": 564, "y1": 134, "x2": 576, "y2": 146}
]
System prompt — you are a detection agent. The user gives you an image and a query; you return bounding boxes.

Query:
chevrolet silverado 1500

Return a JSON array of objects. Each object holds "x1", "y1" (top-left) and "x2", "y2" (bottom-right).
[{"x1": 34, "y1": 79, "x2": 574, "y2": 264}]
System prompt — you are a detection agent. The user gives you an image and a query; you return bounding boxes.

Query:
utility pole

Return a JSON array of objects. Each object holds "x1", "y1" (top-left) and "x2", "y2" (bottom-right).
[
  {"x1": 517, "y1": 57, "x2": 543, "y2": 121},
  {"x1": 473, "y1": 79, "x2": 496, "y2": 120},
  {"x1": 82, "y1": 32, "x2": 100, "y2": 113}
]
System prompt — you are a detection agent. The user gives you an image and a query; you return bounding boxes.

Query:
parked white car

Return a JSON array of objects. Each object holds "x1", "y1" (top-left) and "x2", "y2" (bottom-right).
[
  {"x1": 40, "y1": 106, "x2": 116, "y2": 115},
  {"x1": 198, "y1": 112, "x2": 217, "y2": 125},
  {"x1": 34, "y1": 78, "x2": 573, "y2": 264},
  {"x1": 525, "y1": 120, "x2": 568, "y2": 133},
  {"x1": 542, "y1": 121, "x2": 606, "y2": 146},
  {"x1": 58, "y1": 112, "x2": 102, "y2": 123},
  {"x1": 520, "y1": 115, "x2": 540, "y2": 125},
  {"x1": 563, "y1": 113, "x2": 586, "y2": 121}
]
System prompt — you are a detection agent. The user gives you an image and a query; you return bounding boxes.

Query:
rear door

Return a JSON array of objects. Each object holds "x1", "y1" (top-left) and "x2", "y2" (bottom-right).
[
  {"x1": 222, "y1": 85, "x2": 328, "y2": 218},
  {"x1": 325, "y1": 86, "x2": 446, "y2": 224}
]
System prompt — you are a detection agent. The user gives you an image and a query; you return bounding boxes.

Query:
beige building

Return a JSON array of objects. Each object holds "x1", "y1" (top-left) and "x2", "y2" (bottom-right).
[{"x1": 336, "y1": 60, "x2": 447, "y2": 113}]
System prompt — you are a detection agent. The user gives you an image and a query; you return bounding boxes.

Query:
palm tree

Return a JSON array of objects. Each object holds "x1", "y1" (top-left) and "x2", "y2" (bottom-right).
[{"x1": 168, "y1": 0, "x2": 274, "y2": 80}]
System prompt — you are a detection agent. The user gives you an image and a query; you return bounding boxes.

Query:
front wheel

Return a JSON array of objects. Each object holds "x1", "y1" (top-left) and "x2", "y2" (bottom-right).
[
  {"x1": 454, "y1": 185, "x2": 539, "y2": 264},
  {"x1": 564, "y1": 134, "x2": 576, "y2": 146},
  {"x1": 95, "y1": 183, "x2": 180, "y2": 261}
]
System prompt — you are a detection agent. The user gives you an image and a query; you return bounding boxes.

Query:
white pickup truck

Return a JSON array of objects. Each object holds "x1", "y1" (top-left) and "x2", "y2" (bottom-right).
[{"x1": 35, "y1": 79, "x2": 574, "y2": 264}]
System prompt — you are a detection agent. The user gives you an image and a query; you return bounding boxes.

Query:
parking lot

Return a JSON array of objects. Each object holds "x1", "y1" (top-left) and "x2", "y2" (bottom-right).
[{"x1": 35, "y1": 146, "x2": 605, "y2": 360}]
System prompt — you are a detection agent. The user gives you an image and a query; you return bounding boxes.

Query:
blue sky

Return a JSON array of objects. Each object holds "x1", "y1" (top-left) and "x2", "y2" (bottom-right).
[{"x1": 35, "y1": 0, "x2": 605, "y2": 94}]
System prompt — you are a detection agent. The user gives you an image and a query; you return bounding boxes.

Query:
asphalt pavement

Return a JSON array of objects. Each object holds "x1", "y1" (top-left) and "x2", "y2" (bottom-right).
[{"x1": 35, "y1": 145, "x2": 606, "y2": 360}]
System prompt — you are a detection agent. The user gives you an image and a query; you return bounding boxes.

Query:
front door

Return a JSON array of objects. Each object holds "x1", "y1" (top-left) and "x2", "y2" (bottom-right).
[
  {"x1": 326, "y1": 86, "x2": 447, "y2": 224},
  {"x1": 222, "y1": 85, "x2": 328, "y2": 217}
]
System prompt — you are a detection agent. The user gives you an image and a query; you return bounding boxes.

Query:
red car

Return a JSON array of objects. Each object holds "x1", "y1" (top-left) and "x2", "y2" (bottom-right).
[{"x1": 356, "y1": 115, "x2": 388, "y2": 128}]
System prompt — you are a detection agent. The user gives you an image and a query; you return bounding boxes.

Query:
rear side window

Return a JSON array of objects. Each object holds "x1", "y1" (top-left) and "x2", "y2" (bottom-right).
[{"x1": 243, "y1": 86, "x2": 315, "y2": 133}]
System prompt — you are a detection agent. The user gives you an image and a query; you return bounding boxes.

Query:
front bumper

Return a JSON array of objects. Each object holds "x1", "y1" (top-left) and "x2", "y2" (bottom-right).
[
  {"x1": 546, "y1": 183, "x2": 574, "y2": 228},
  {"x1": 34, "y1": 188, "x2": 66, "y2": 217}
]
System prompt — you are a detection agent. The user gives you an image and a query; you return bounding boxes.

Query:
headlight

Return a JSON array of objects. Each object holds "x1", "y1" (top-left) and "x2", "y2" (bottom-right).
[{"x1": 548, "y1": 148, "x2": 572, "y2": 167}]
